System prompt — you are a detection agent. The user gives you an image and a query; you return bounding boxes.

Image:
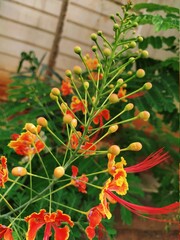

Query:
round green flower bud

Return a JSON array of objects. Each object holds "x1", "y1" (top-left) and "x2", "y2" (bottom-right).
[
  {"x1": 65, "y1": 69, "x2": 72, "y2": 78},
  {"x1": 103, "y1": 48, "x2": 112, "y2": 57},
  {"x1": 97, "y1": 31, "x2": 102, "y2": 36},
  {"x1": 137, "y1": 36, "x2": 143, "y2": 42},
  {"x1": 136, "y1": 69, "x2": 145, "y2": 78},
  {"x1": 73, "y1": 65, "x2": 82, "y2": 75},
  {"x1": 92, "y1": 45, "x2": 97, "y2": 52},
  {"x1": 143, "y1": 82, "x2": 152, "y2": 90},
  {"x1": 91, "y1": 33, "x2": 97, "y2": 41},
  {"x1": 133, "y1": 22, "x2": 138, "y2": 27},
  {"x1": 84, "y1": 81, "x2": 89, "y2": 89},
  {"x1": 129, "y1": 41, "x2": 136, "y2": 48},
  {"x1": 141, "y1": 50, "x2": 149, "y2": 58},
  {"x1": 113, "y1": 23, "x2": 119, "y2": 30},
  {"x1": 74, "y1": 46, "x2": 82, "y2": 54}
]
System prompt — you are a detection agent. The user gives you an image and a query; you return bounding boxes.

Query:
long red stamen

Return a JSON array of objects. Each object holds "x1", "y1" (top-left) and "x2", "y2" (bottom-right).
[
  {"x1": 105, "y1": 190, "x2": 179, "y2": 223},
  {"x1": 125, "y1": 148, "x2": 169, "y2": 173}
]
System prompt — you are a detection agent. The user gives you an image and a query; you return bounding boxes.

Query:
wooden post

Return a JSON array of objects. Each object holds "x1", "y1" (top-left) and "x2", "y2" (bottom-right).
[{"x1": 46, "y1": 0, "x2": 69, "y2": 77}]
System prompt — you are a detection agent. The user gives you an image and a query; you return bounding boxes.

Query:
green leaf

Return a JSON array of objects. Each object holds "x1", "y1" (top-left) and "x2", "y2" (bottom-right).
[
  {"x1": 134, "y1": 3, "x2": 179, "y2": 15},
  {"x1": 120, "y1": 205, "x2": 132, "y2": 225}
]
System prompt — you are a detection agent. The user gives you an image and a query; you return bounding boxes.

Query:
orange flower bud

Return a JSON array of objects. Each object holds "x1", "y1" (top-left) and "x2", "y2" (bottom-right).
[
  {"x1": 109, "y1": 93, "x2": 119, "y2": 103},
  {"x1": 54, "y1": 166, "x2": 65, "y2": 179},
  {"x1": 51, "y1": 88, "x2": 60, "y2": 96},
  {"x1": 12, "y1": 167, "x2": 27, "y2": 177},
  {"x1": 108, "y1": 124, "x2": 119, "y2": 133},
  {"x1": 108, "y1": 145, "x2": 121, "y2": 156},
  {"x1": 37, "y1": 117, "x2": 48, "y2": 127},
  {"x1": 139, "y1": 111, "x2": 150, "y2": 121},
  {"x1": 63, "y1": 114, "x2": 73, "y2": 124},
  {"x1": 128, "y1": 142, "x2": 142, "y2": 151},
  {"x1": 136, "y1": 69, "x2": 145, "y2": 78}
]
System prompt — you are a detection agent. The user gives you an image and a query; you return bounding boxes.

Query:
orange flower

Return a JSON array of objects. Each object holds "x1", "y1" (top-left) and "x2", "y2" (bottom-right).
[
  {"x1": 117, "y1": 86, "x2": 127, "y2": 102},
  {"x1": 70, "y1": 96, "x2": 87, "y2": 114},
  {"x1": 71, "y1": 165, "x2": 88, "y2": 193},
  {"x1": 8, "y1": 131, "x2": 45, "y2": 157},
  {"x1": 99, "y1": 175, "x2": 128, "y2": 219},
  {"x1": 79, "y1": 142, "x2": 96, "y2": 155},
  {"x1": 25, "y1": 209, "x2": 74, "y2": 240},
  {"x1": 84, "y1": 55, "x2": 103, "y2": 81},
  {"x1": 60, "y1": 79, "x2": 73, "y2": 96},
  {"x1": 0, "y1": 224, "x2": 13, "y2": 240},
  {"x1": 70, "y1": 131, "x2": 82, "y2": 149},
  {"x1": 85, "y1": 204, "x2": 106, "y2": 240},
  {"x1": 93, "y1": 109, "x2": 110, "y2": 127},
  {"x1": 0, "y1": 156, "x2": 8, "y2": 188}
]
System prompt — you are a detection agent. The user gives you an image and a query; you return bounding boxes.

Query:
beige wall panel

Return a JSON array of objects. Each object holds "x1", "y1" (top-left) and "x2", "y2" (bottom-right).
[
  {"x1": 0, "y1": 19, "x2": 54, "y2": 49},
  {"x1": 0, "y1": 53, "x2": 19, "y2": 72},
  {"x1": 10, "y1": 0, "x2": 62, "y2": 16},
  {"x1": 1, "y1": 0, "x2": 58, "y2": 33},
  {"x1": 0, "y1": 36, "x2": 49, "y2": 62},
  {"x1": 66, "y1": 4, "x2": 113, "y2": 36}
]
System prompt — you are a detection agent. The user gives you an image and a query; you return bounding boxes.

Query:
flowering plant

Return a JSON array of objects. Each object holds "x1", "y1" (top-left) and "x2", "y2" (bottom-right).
[{"x1": 0, "y1": 2, "x2": 179, "y2": 239}]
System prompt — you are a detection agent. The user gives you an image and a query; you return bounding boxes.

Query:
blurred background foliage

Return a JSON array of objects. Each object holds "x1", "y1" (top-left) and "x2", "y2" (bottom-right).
[{"x1": 0, "y1": 2, "x2": 179, "y2": 232}]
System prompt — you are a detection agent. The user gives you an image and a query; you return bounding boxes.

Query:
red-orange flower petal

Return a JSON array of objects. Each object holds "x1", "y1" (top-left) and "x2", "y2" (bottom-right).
[
  {"x1": 71, "y1": 166, "x2": 88, "y2": 193},
  {"x1": 106, "y1": 190, "x2": 180, "y2": 223},
  {"x1": 25, "y1": 209, "x2": 74, "y2": 240},
  {"x1": 93, "y1": 109, "x2": 110, "y2": 126},
  {"x1": 70, "y1": 96, "x2": 87, "y2": 114},
  {"x1": 60, "y1": 79, "x2": 73, "y2": 96},
  {"x1": 0, "y1": 224, "x2": 14, "y2": 240},
  {"x1": 79, "y1": 142, "x2": 96, "y2": 155},
  {"x1": 0, "y1": 156, "x2": 8, "y2": 188},
  {"x1": 8, "y1": 131, "x2": 45, "y2": 157}
]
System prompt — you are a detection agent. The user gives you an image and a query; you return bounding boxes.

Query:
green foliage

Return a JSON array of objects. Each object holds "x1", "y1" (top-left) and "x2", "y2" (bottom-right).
[{"x1": 134, "y1": 3, "x2": 180, "y2": 31}]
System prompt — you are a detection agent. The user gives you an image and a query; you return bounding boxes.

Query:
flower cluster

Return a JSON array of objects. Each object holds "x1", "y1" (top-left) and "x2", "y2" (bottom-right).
[{"x1": 0, "y1": 2, "x2": 179, "y2": 239}]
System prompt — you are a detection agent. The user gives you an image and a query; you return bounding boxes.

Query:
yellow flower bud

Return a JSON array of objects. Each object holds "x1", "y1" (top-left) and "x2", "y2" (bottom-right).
[
  {"x1": 73, "y1": 66, "x2": 82, "y2": 75},
  {"x1": 74, "y1": 46, "x2": 81, "y2": 54},
  {"x1": 143, "y1": 82, "x2": 152, "y2": 90},
  {"x1": 136, "y1": 69, "x2": 145, "y2": 78},
  {"x1": 108, "y1": 125, "x2": 119, "y2": 133},
  {"x1": 71, "y1": 119, "x2": 77, "y2": 128},
  {"x1": 109, "y1": 93, "x2": 119, "y2": 103},
  {"x1": 128, "y1": 142, "x2": 142, "y2": 151},
  {"x1": 139, "y1": 111, "x2": 150, "y2": 121},
  {"x1": 24, "y1": 123, "x2": 37, "y2": 134},
  {"x1": 124, "y1": 103, "x2": 134, "y2": 111},
  {"x1": 51, "y1": 88, "x2": 60, "y2": 96}
]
